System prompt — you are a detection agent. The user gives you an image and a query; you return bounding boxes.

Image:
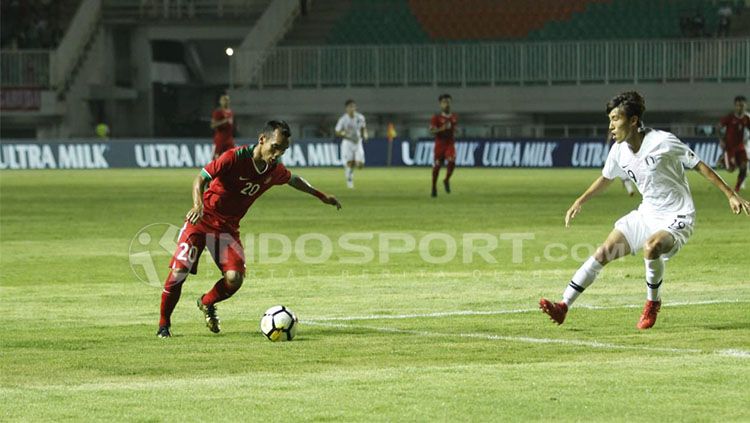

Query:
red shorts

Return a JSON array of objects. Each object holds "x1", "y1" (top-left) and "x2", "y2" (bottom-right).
[
  {"x1": 213, "y1": 140, "x2": 235, "y2": 157},
  {"x1": 169, "y1": 220, "x2": 245, "y2": 275},
  {"x1": 434, "y1": 141, "x2": 456, "y2": 162},
  {"x1": 724, "y1": 148, "x2": 748, "y2": 170}
]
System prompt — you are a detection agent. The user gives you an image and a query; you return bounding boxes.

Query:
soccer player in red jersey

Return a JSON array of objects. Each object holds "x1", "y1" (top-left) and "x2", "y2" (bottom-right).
[
  {"x1": 430, "y1": 94, "x2": 457, "y2": 198},
  {"x1": 211, "y1": 94, "x2": 235, "y2": 159},
  {"x1": 157, "y1": 120, "x2": 341, "y2": 338},
  {"x1": 718, "y1": 95, "x2": 749, "y2": 192}
]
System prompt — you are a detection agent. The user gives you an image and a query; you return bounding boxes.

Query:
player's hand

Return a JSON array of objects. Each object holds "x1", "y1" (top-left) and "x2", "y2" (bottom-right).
[
  {"x1": 321, "y1": 194, "x2": 341, "y2": 210},
  {"x1": 565, "y1": 201, "x2": 582, "y2": 227},
  {"x1": 728, "y1": 193, "x2": 750, "y2": 215},
  {"x1": 186, "y1": 204, "x2": 203, "y2": 224}
]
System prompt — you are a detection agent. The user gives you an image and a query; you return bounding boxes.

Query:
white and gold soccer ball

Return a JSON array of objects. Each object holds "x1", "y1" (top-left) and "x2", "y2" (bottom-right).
[{"x1": 260, "y1": 305, "x2": 298, "y2": 342}]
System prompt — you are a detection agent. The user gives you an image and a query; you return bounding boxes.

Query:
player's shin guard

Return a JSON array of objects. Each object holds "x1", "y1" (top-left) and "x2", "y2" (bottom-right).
[
  {"x1": 431, "y1": 163, "x2": 441, "y2": 189},
  {"x1": 159, "y1": 271, "x2": 187, "y2": 327},
  {"x1": 644, "y1": 258, "x2": 664, "y2": 301},
  {"x1": 445, "y1": 161, "x2": 455, "y2": 182},
  {"x1": 201, "y1": 277, "x2": 241, "y2": 306},
  {"x1": 562, "y1": 257, "x2": 604, "y2": 306}
]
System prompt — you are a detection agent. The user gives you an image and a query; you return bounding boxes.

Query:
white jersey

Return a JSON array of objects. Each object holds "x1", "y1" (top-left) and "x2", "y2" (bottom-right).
[
  {"x1": 602, "y1": 129, "x2": 701, "y2": 217},
  {"x1": 335, "y1": 112, "x2": 366, "y2": 144}
]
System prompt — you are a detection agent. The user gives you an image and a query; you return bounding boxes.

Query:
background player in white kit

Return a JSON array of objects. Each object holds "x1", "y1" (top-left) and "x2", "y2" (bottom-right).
[
  {"x1": 540, "y1": 91, "x2": 750, "y2": 330},
  {"x1": 335, "y1": 99, "x2": 368, "y2": 188}
]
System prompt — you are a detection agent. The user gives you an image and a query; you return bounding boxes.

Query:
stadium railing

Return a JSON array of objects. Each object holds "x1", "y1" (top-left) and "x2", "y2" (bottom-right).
[{"x1": 241, "y1": 37, "x2": 750, "y2": 89}]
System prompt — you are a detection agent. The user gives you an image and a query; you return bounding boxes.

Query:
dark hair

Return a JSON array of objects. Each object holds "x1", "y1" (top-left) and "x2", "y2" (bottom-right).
[
  {"x1": 606, "y1": 91, "x2": 646, "y2": 125},
  {"x1": 734, "y1": 95, "x2": 747, "y2": 103},
  {"x1": 345, "y1": 99, "x2": 356, "y2": 107},
  {"x1": 438, "y1": 93, "x2": 452, "y2": 101},
  {"x1": 262, "y1": 120, "x2": 291, "y2": 139}
]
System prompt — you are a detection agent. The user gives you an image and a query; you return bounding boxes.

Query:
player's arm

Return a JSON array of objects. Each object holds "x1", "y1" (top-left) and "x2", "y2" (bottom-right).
[
  {"x1": 186, "y1": 172, "x2": 211, "y2": 224},
  {"x1": 695, "y1": 161, "x2": 750, "y2": 215},
  {"x1": 565, "y1": 176, "x2": 614, "y2": 227},
  {"x1": 361, "y1": 124, "x2": 368, "y2": 142},
  {"x1": 287, "y1": 174, "x2": 341, "y2": 209}
]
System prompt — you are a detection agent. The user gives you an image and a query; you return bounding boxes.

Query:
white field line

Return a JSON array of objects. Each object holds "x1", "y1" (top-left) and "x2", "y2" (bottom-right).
[
  {"x1": 303, "y1": 321, "x2": 750, "y2": 359},
  {"x1": 303, "y1": 299, "x2": 745, "y2": 322}
]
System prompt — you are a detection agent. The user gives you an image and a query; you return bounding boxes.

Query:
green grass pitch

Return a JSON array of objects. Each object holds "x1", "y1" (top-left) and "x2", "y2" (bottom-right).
[{"x1": 1, "y1": 167, "x2": 748, "y2": 421}]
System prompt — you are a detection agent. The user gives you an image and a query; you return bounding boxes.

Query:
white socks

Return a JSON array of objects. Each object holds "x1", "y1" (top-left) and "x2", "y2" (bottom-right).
[
  {"x1": 563, "y1": 257, "x2": 604, "y2": 306},
  {"x1": 345, "y1": 167, "x2": 353, "y2": 185},
  {"x1": 644, "y1": 258, "x2": 664, "y2": 301}
]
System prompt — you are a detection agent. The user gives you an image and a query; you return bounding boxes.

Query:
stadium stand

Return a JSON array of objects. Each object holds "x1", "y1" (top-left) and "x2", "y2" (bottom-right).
[
  {"x1": 282, "y1": 0, "x2": 742, "y2": 45},
  {"x1": 1, "y1": 0, "x2": 81, "y2": 49}
]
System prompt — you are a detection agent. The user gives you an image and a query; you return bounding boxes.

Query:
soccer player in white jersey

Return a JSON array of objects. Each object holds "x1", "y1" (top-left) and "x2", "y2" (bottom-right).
[
  {"x1": 335, "y1": 99, "x2": 368, "y2": 188},
  {"x1": 540, "y1": 91, "x2": 750, "y2": 329}
]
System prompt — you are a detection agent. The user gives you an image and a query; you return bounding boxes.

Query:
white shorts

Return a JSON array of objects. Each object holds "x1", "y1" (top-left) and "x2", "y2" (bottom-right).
[
  {"x1": 341, "y1": 140, "x2": 365, "y2": 164},
  {"x1": 614, "y1": 209, "x2": 694, "y2": 259}
]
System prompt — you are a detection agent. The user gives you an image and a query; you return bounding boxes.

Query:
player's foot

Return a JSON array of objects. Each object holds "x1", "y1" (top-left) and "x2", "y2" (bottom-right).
[
  {"x1": 347, "y1": 180, "x2": 354, "y2": 189},
  {"x1": 444, "y1": 180, "x2": 451, "y2": 194},
  {"x1": 539, "y1": 298, "x2": 568, "y2": 325},
  {"x1": 636, "y1": 300, "x2": 661, "y2": 330},
  {"x1": 197, "y1": 296, "x2": 221, "y2": 333},
  {"x1": 431, "y1": 187, "x2": 437, "y2": 198},
  {"x1": 156, "y1": 325, "x2": 171, "y2": 338}
]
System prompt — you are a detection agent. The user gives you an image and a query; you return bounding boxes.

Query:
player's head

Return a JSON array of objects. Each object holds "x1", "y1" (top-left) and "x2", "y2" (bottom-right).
[
  {"x1": 257, "y1": 120, "x2": 291, "y2": 164},
  {"x1": 606, "y1": 91, "x2": 646, "y2": 143},
  {"x1": 439, "y1": 94, "x2": 452, "y2": 113},
  {"x1": 345, "y1": 99, "x2": 356, "y2": 116},
  {"x1": 219, "y1": 94, "x2": 230, "y2": 108},
  {"x1": 733, "y1": 95, "x2": 747, "y2": 115}
]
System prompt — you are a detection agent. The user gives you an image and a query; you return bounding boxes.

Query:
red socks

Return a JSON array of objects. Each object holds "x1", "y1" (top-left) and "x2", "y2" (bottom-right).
[
  {"x1": 432, "y1": 163, "x2": 441, "y2": 189},
  {"x1": 445, "y1": 160, "x2": 455, "y2": 182},
  {"x1": 201, "y1": 278, "x2": 240, "y2": 306},
  {"x1": 159, "y1": 271, "x2": 186, "y2": 327}
]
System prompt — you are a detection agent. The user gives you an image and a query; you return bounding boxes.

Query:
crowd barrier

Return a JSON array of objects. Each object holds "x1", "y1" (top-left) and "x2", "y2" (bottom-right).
[{"x1": 0, "y1": 137, "x2": 722, "y2": 170}]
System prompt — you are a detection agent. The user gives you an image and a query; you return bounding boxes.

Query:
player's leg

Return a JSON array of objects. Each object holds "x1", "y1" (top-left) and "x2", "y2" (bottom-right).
[
  {"x1": 734, "y1": 151, "x2": 747, "y2": 192},
  {"x1": 540, "y1": 209, "x2": 647, "y2": 325},
  {"x1": 443, "y1": 144, "x2": 456, "y2": 193},
  {"x1": 432, "y1": 143, "x2": 444, "y2": 197},
  {"x1": 198, "y1": 231, "x2": 246, "y2": 333},
  {"x1": 636, "y1": 230, "x2": 676, "y2": 329},
  {"x1": 341, "y1": 140, "x2": 355, "y2": 188},
  {"x1": 355, "y1": 143, "x2": 365, "y2": 170},
  {"x1": 159, "y1": 222, "x2": 207, "y2": 337}
]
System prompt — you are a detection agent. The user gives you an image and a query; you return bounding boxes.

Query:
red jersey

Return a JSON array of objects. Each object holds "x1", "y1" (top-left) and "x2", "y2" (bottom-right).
[
  {"x1": 719, "y1": 113, "x2": 750, "y2": 151},
  {"x1": 200, "y1": 145, "x2": 291, "y2": 231},
  {"x1": 431, "y1": 113, "x2": 457, "y2": 144},
  {"x1": 212, "y1": 108, "x2": 234, "y2": 146}
]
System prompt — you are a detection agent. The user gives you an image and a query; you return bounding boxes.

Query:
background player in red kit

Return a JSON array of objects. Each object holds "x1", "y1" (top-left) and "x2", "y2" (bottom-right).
[
  {"x1": 210, "y1": 94, "x2": 235, "y2": 159},
  {"x1": 718, "y1": 95, "x2": 749, "y2": 192},
  {"x1": 430, "y1": 94, "x2": 457, "y2": 198},
  {"x1": 157, "y1": 120, "x2": 341, "y2": 338}
]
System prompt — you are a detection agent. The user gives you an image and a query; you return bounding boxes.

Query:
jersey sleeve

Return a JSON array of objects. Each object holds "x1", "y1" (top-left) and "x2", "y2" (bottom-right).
[
  {"x1": 602, "y1": 145, "x2": 626, "y2": 179},
  {"x1": 666, "y1": 135, "x2": 701, "y2": 169},
  {"x1": 334, "y1": 116, "x2": 345, "y2": 133},
  {"x1": 430, "y1": 115, "x2": 439, "y2": 129},
  {"x1": 211, "y1": 110, "x2": 222, "y2": 121},
  {"x1": 272, "y1": 162, "x2": 292, "y2": 185},
  {"x1": 201, "y1": 149, "x2": 235, "y2": 180}
]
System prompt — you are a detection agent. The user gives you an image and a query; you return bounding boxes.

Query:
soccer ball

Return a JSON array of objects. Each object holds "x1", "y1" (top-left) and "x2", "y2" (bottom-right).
[{"x1": 260, "y1": 305, "x2": 298, "y2": 342}]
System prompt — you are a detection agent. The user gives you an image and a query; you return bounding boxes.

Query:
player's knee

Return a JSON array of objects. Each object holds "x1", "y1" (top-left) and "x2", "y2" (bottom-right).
[
  {"x1": 224, "y1": 270, "x2": 243, "y2": 287},
  {"x1": 642, "y1": 238, "x2": 665, "y2": 259}
]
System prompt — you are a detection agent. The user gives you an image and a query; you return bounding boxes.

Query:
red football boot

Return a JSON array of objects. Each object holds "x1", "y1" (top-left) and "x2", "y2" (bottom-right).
[
  {"x1": 539, "y1": 298, "x2": 568, "y2": 325},
  {"x1": 636, "y1": 300, "x2": 661, "y2": 330}
]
